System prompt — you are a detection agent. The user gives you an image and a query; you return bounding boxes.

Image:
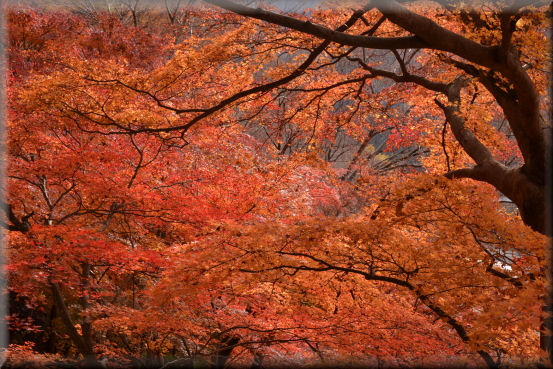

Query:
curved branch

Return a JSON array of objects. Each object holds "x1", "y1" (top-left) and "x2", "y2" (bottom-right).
[
  {"x1": 2, "y1": 203, "x2": 32, "y2": 233},
  {"x1": 444, "y1": 166, "x2": 487, "y2": 181},
  {"x1": 242, "y1": 252, "x2": 498, "y2": 368},
  {"x1": 205, "y1": 0, "x2": 429, "y2": 49},
  {"x1": 476, "y1": 71, "x2": 544, "y2": 182},
  {"x1": 348, "y1": 55, "x2": 448, "y2": 93},
  {"x1": 443, "y1": 56, "x2": 544, "y2": 178},
  {"x1": 206, "y1": 0, "x2": 498, "y2": 69},
  {"x1": 373, "y1": 0, "x2": 497, "y2": 68},
  {"x1": 433, "y1": 75, "x2": 503, "y2": 168},
  {"x1": 84, "y1": 7, "x2": 369, "y2": 135}
]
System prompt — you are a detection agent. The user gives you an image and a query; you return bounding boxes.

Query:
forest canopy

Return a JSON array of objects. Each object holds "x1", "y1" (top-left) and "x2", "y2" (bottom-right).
[{"x1": 2, "y1": 0, "x2": 551, "y2": 368}]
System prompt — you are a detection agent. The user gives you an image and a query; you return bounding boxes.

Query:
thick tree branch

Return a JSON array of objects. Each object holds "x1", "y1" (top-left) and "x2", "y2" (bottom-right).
[
  {"x1": 443, "y1": 56, "x2": 543, "y2": 177},
  {"x1": 205, "y1": 0, "x2": 429, "y2": 49},
  {"x1": 205, "y1": 0, "x2": 501, "y2": 69},
  {"x1": 498, "y1": 12, "x2": 518, "y2": 59},
  {"x1": 486, "y1": 261, "x2": 524, "y2": 289},
  {"x1": 373, "y1": 0, "x2": 499, "y2": 69},
  {"x1": 2, "y1": 203, "x2": 33, "y2": 233},
  {"x1": 500, "y1": 57, "x2": 545, "y2": 183},
  {"x1": 444, "y1": 166, "x2": 487, "y2": 181},
  {"x1": 434, "y1": 78, "x2": 495, "y2": 166},
  {"x1": 476, "y1": 71, "x2": 544, "y2": 182}
]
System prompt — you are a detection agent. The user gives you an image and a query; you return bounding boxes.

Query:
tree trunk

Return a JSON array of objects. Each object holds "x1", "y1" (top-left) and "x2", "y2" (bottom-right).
[
  {"x1": 211, "y1": 335, "x2": 240, "y2": 369},
  {"x1": 50, "y1": 281, "x2": 98, "y2": 367}
]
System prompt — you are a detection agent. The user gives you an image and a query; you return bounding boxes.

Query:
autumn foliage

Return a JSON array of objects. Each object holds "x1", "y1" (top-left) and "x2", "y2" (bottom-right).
[{"x1": 3, "y1": 1, "x2": 550, "y2": 368}]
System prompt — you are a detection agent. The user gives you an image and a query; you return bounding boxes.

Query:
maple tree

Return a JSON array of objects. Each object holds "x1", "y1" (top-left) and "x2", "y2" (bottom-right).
[{"x1": 3, "y1": 1, "x2": 551, "y2": 368}]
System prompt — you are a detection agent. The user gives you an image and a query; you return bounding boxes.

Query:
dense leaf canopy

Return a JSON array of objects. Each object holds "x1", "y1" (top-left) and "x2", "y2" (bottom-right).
[{"x1": 3, "y1": 1, "x2": 550, "y2": 368}]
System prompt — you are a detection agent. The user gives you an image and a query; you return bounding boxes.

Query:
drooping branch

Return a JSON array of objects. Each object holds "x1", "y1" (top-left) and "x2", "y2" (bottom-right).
[
  {"x1": 413, "y1": 291, "x2": 497, "y2": 368},
  {"x1": 83, "y1": 7, "x2": 371, "y2": 135},
  {"x1": 241, "y1": 251, "x2": 498, "y2": 368}
]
